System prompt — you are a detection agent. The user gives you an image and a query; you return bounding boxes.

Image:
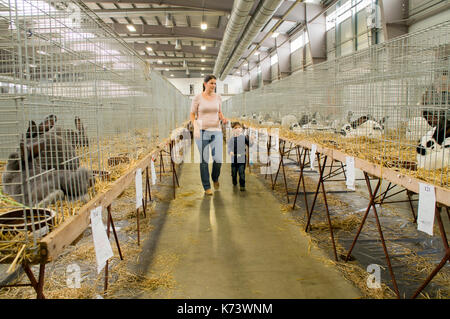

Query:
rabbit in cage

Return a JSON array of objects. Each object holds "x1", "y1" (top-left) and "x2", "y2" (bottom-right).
[
  {"x1": 27, "y1": 115, "x2": 89, "y2": 148},
  {"x1": 25, "y1": 119, "x2": 80, "y2": 171},
  {"x1": 339, "y1": 115, "x2": 386, "y2": 138},
  {"x1": 281, "y1": 114, "x2": 298, "y2": 128},
  {"x1": 416, "y1": 118, "x2": 450, "y2": 170},
  {"x1": 406, "y1": 116, "x2": 433, "y2": 142},
  {"x1": 2, "y1": 138, "x2": 95, "y2": 207}
]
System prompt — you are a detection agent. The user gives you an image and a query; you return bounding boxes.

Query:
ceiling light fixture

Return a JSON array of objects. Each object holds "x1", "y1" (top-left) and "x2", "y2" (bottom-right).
[
  {"x1": 201, "y1": 0, "x2": 207, "y2": 30},
  {"x1": 127, "y1": 24, "x2": 136, "y2": 32},
  {"x1": 201, "y1": 44, "x2": 206, "y2": 50},
  {"x1": 201, "y1": 58, "x2": 205, "y2": 62},
  {"x1": 157, "y1": 60, "x2": 163, "y2": 64},
  {"x1": 146, "y1": 46, "x2": 152, "y2": 51},
  {"x1": 271, "y1": 32, "x2": 279, "y2": 38}
]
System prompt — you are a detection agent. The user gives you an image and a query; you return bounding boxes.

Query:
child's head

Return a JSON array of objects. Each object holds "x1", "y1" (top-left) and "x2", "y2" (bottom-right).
[{"x1": 232, "y1": 122, "x2": 242, "y2": 130}]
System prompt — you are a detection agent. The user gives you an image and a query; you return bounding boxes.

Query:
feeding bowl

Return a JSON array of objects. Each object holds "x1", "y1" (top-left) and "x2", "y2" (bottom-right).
[{"x1": 0, "y1": 208, "x2": 56, "y2": 236}]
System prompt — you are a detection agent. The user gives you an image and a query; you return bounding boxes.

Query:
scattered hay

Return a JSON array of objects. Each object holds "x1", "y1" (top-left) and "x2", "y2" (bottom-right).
[{"x1": 310, "y1": 214, "x2": 361, "y2": 233}]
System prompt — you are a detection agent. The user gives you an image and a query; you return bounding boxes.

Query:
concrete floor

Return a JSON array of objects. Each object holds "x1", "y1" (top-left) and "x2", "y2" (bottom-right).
[{"x1": 137, "y1": 146, "x2": 361, "y2": 299}]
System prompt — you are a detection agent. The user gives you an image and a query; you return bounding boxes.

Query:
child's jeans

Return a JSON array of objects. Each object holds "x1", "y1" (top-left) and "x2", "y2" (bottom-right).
[{"x1": 231, "y1": 163, "x2": 246, "y2": 187}]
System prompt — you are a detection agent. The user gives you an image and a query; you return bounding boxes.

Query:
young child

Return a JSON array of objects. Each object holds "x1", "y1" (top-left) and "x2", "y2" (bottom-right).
[{"x1": 227, "y1": 122, "x2": 252, "y2": 191}]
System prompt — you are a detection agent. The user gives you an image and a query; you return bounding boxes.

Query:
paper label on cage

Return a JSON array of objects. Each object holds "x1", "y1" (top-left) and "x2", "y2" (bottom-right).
[
  {"x1": 346, "y1": 156, "x2": 356, "y2": 190},
  {"x1": 90, "y1": 206, "x2": 114, "y2": 274},
  {"x1": 310, "y1": 144, "x2": 317, "y2": 170},
  {"x1": 150, "y1": 159, "x2": 157, "y2": 185},
  {"x1": 135, "y1": 168, "x2": 143, "y2": 209},
  {"x1": 249, "y1": 129, "x2": 258, "y2": 164},
  {"x1": 417, "y1": 183, "x2": 435, "y2": 236}
]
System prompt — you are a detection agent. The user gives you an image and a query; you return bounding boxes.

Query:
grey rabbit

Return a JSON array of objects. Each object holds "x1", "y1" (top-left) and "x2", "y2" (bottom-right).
[
  {"x1": 27, "y1": 114, "x2": 89, "y2": 148},
  {"x1": 26, "y1": 117, "x2": 80, "y2": 171},
  {"x1": 2, "y1": 138, "x2": 95, "y2": 207}
]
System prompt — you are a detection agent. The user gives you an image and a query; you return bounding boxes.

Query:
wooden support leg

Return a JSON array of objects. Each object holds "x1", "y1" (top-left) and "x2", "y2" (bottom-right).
[
  {"x1": 104, "y1": 205, "x2": 124, "y2": 294},
  {"x1": 345, "y1": 173, "x2": 400, "y2": 298},
  {"x1": 136, "y1": 207, "x2": 140, "y2": 246},
  {"x1": 22, "y1": 262, "x2": 46, "y2": 299},
  {"x1": 304, "y1": 155, "x2": 338, "y2": 261},
  {"x1": 406, "y1": 191, "x2": 417, "y2": 223},
  {"x1": 411, "y1": 206, "x2": 449, "y2": 299},
  {"x1": 292, "y1": 148, "x2": 310, "y2": 216},
  {"x1": 280, "y1": 142, "x2": 290, "y2": 204}
]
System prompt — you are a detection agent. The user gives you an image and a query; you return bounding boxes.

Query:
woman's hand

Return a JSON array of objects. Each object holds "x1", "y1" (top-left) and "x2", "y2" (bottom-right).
[{"x1": 194, "y1": 127, "x2": 200, "y2": 139}]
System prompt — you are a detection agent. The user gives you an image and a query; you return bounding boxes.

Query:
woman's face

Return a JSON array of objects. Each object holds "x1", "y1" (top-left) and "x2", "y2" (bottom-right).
[{"x1": 204, "y1": 78, "x2": 216, "y2": 93}]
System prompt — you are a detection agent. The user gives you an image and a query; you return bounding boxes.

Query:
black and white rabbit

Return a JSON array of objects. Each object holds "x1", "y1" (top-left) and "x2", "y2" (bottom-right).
[
  {"x1": 2, "y1": 138, "x2": 95, "y2": 207},
  {"x1": 416, "y1": 118, "x2": 450, "y2": 170},
  {"x1": 340, "y1": 115, "x2": 386, "y2": 138}
]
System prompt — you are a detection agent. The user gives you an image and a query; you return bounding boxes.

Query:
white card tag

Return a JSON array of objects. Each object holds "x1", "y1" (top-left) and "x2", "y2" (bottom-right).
[
  {"x1": 417, "y1": 183, "x2": 435, "y2": 236},
  {"x1": 90, "y1": 206, "x2": 114, "y2": 274},
  {"x1": 346, "y1": 156, "x2": 355, "y2": 190},
  {"x1": 310, "y1": 144, "x2": 317, "y2": 170},
  {"x1": 150, "y1": 158, "x2": 157, "y2": 185},
  {"x1": 135, "y1": 168, "x2": 143, "y2": 209}
]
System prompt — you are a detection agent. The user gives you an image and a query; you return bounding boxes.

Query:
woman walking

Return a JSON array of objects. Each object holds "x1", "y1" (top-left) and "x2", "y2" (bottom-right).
[{"x1": 190, "y1": 75, "x2": 228, "y2": 195}]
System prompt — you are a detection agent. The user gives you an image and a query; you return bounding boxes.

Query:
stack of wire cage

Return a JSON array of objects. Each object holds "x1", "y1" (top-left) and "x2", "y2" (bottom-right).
[
  {"x1": 224, "y1": 20, "x2": 449, "y2": 189},
  {"x1": 0, "y1": 0, "x2": 190, "y2": 266}
]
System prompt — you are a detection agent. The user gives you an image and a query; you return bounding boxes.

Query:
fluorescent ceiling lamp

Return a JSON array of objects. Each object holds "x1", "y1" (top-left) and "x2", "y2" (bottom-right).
[
  {"x1": 200, "y1": 22, "x2": 207, "y2": 30},
  {"x1": 271, "y1": 32, "x2": 279, "y2": 38},
  {"x1": 201, "y1": 58, "x2": 205, "y2": 62},
  {"x1": 201, "y1": 73, "x2": 204, "y2": 76},
  {"x1": 170, "y1": 74, "x2": 174, "y2": 77},
  {"x1": 127, "y1": 25, "x2": 136, "y2": 32},
  {"x1": 165, "y1": 68, "x2": 169, "y2": 71},
  {"x1": 254, "y1": 51, "x2": 260, "y2": 56},
  {"x1": 146, "y1": 46, "x2": 152, "y2": 51},
  {"x1": 201, "y1": 45, "x2": 206, "y2": 50},
  {"x1": 201, "y1": 67, "x2": 205, "y2": 70}
]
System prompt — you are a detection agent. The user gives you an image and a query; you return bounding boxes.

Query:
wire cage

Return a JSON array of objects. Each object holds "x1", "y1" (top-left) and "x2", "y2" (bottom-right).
[
  {"x1": 223, "y1": 21, "x2": 450, "y2": 189},
  {"x1": 0, "y1": 0, "x2": 189, "y2": 264}
]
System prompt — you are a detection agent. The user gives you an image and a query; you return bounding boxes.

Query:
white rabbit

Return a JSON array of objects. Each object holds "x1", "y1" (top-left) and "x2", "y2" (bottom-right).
[
  {"x1": 281, "y1": 114, "x2": 298, "y2": 128},
  {"x1": 406, "y1": 116, "x2": 432, "y2": 142},
  {"x1": 340, "y1": 116, "x2": 384, "y2": 138}
]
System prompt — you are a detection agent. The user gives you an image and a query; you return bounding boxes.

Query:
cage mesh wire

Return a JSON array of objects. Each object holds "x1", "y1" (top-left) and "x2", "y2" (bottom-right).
[
  {"x1": 0, "y1": 0, "x2": 190, "y2": 262},
  {"x1": 223, "y1": 21, "x2": 450, "y2": 189}
]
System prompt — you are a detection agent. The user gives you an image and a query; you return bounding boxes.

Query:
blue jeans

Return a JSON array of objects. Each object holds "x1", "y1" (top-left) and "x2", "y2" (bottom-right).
[
  {"x1": 195, "y1": 130, "x2": 223, "y2": 190},
  {"x1": 231, "y1": 163, "x2": 246, "y2": 187}
]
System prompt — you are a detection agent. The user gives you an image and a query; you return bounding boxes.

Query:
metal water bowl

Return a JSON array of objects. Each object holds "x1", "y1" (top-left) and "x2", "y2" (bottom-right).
[{"x1": 0, "y1": 208, "x2": 56, "y2": 237}]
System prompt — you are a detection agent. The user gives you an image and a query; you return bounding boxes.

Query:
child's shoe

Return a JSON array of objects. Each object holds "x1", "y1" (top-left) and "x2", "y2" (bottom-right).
[{"x1": 240, "y1": 186, "x2": 245, "y2": 192}]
